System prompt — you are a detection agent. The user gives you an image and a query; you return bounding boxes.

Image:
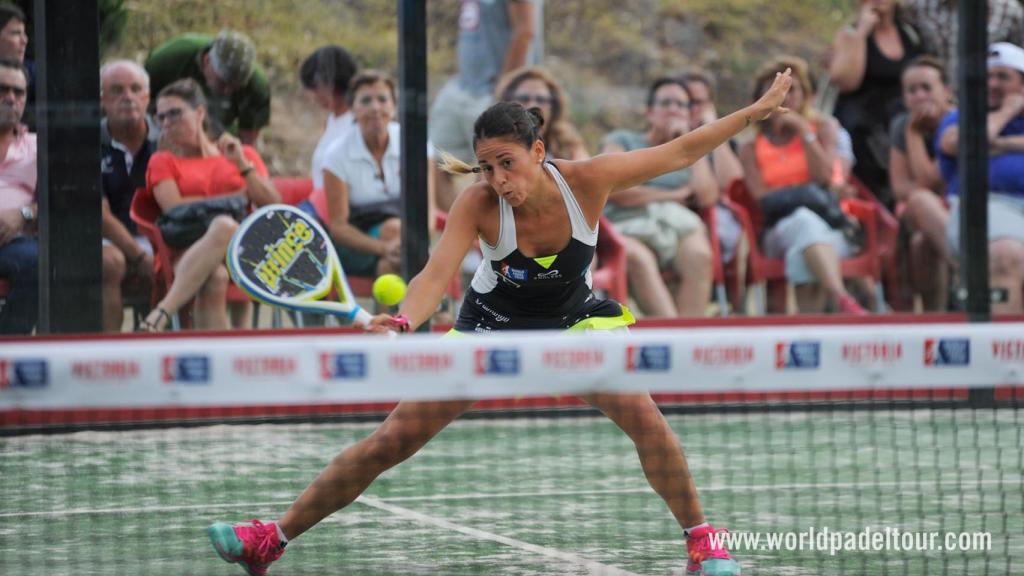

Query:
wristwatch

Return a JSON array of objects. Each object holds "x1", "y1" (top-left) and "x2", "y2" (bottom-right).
[{"x1": 19, "y1": 205, "x2": 33, "y2": 222}]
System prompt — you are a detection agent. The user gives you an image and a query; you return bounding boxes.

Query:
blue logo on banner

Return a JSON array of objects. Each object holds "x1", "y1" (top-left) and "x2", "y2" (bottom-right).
[
  {"x1": 776, "y1": 341, "x2": 820, "y2": 369},
  {"x1": 162, "y1": 355, "x2": 210, "y2": 383},
  {"x1": 925, "y1": 338, "x2": 970, "y2": 367},
  {"x1": 475, "y1": 349, "x2": 520, "y2": 375},
  {"x1": 321, "y1": 352, "x2": 367, "y2": 379},
  {"x1": 626, "y1": 345, "x2": 671, "y2": 372},
  {"x1": 0, "y1": 359, "x2": 49, "y2": 389}
]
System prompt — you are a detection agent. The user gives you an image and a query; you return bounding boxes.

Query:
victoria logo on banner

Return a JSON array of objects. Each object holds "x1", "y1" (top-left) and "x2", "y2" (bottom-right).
[
  {"x1": 475, "y1": 349, "x2": 520, "y2": 375},
  {"x1": 161, "y1": 355, "x2": 211, "y2": 384},
  {"x1": 775, "y1": 341, "x2": 821, "y2": 370},
  {"x1": 320, "y1": 352, "x2": 368, "y2": 380},
  {"x1": 924, "y1": 338, "x2": 970, "y2": 367},
  {"x1": 626, "y1": 345, "x2": 671, "y2": 372},
  {"x1": 0, "y1": 359, "x2": 49, "y2": 390}
]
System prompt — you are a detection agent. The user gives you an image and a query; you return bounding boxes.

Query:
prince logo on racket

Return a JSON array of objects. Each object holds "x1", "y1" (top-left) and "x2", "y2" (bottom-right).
[{"x1": 254, "y1": 220, "x2": 316, "y2": 293}]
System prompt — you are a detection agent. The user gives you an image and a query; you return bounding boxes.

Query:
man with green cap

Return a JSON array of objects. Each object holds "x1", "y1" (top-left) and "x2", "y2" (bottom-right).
[{"x1": 145, "y1": 29, "x2": 270, "y2": 145}]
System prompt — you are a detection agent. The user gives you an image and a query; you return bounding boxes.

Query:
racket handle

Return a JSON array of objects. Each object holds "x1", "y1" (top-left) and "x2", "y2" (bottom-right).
[{"x1": 352, "y1": 307, "x2": 374, "y2": 326}]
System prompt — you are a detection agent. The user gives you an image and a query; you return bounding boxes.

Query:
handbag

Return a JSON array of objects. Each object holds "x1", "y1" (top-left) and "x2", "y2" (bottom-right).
[
  {"x1": 156, "y1": 195, "x2": 248, "y2": 249},
  {"x1": 760, "y1": 184, "x2": 848, "y2": 231},
  {"x1": 759, "y1": 184, "x2": 864, "y2": 249},
  {"x1": 349, "y1": 199, "x2": 401, "y2": 232}
]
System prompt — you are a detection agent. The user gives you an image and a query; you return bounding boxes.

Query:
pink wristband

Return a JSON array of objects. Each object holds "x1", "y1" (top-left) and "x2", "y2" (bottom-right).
[{"x1": 391, "y1": 314, "x2": 410, "y2": 333}]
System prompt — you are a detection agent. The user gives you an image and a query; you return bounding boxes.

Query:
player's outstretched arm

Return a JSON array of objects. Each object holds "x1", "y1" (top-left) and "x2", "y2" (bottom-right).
[
  {"x1": 365, "y1": 186, "x2": 480, "y2": 334},
  {"x1": 585, "y1": 69, "x2": 793, "y2": 197}
]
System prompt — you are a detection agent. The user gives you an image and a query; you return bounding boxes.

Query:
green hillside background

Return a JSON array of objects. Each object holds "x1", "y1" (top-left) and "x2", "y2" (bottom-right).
[{"x1": 105, "y1": 0, "x2": 857, "y2": 176}]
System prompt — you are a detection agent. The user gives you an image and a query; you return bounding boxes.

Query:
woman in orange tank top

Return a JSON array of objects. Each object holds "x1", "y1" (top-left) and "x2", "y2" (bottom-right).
[{"x1": 738, "y1": 56, "x2": 867, "y2": 314}]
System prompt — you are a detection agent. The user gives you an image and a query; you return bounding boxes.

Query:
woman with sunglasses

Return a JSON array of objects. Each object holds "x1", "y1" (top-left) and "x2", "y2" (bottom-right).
[
  {"x1": 495, "y1": 66, "x2": 588, "y2": 161},
  {"x1": 298, "y1": 70, "x2": 403, "y2": 278},
  {"x1": 140, "y1": 78, "x2": 279, "y2": 331},
  {"x1": 599, "y1": 77, "x2": 716, "y2": 318}
]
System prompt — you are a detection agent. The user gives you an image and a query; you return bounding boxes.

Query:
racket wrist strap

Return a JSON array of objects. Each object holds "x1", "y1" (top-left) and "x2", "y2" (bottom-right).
[{"x1": 391, "y1": 314, "x2": 410, "y2": 333}]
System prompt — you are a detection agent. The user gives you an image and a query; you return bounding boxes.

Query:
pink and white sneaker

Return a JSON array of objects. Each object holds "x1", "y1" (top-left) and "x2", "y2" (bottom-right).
[
  {"x1": 686, "y1": 524, "x2": 741, "y2": 576},
  {"x1": 208, "y1": 519, "x2": 286, "y2": 576}
]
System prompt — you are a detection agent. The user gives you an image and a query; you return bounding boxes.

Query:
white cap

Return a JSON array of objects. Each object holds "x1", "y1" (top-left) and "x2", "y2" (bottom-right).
[{"x1": 988, "y1": 42, "x2": 1024, "y2": 74}]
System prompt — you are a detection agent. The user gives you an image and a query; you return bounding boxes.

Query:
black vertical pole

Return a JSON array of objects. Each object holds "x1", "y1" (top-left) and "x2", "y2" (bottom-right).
[
  {"x1": 958, "y1": 0, "x2": 993, "y2": 407},
  {"x1": 958, "y1": 0, "x2": 989, "y2": 322},
  {"x1": 399, "y1": 0, "x2": 430, "y2": 330},
  {"x1": 34, "y1": 0, "x2": 102, "y2": 334}
]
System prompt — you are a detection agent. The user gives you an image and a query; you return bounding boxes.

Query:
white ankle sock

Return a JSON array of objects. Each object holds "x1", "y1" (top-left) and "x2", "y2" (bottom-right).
[
  {"x1": 275, "y1": 523, "x2": 288, "y2": 545},
  {"x1": 684, "y1": 522, "x2": 709, "y2": 537}
]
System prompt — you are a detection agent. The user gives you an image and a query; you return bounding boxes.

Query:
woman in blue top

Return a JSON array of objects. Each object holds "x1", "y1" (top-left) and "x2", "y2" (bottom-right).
[{"x1": 207, "y1": 69, "x2": 794, "y2": 576}]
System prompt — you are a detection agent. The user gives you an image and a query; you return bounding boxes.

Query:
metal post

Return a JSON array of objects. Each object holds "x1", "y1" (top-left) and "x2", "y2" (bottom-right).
[
  {"x1": 957, "y1": 0, "x2": 990, "y2": 322},
  {"x1": 399, "y1": 0, "x2": 430, "y2": 331},
  {"x1": 34, "y1": 0, "x2": 103, "y2": 333}
]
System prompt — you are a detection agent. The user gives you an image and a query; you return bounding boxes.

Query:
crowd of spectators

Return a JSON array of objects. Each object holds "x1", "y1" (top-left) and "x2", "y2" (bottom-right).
[{"x1": 2, "y1": 0, "x2": 1023, "y2": 335}]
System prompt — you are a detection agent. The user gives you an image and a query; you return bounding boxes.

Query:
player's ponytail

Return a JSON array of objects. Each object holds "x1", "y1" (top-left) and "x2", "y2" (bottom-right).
[{"x1": 436, "y1": 149, "x2": 477, "y2": 175}]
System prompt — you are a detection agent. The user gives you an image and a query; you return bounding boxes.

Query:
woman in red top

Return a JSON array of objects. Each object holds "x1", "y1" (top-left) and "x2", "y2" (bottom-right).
[{"x1": 141, "y1": 79, "x2": 279, "y2": 331}]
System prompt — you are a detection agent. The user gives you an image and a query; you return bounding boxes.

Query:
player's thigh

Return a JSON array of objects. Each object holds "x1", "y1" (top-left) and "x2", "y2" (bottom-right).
[{"x1": 375, "y1": 399, "x2": 477, "y2": 444}]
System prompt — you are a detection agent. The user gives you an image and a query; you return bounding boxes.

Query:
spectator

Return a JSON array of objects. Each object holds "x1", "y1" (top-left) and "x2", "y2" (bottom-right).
[
  {"x1": 888, "y1": 55, "x2": 953, "y2": 311},
  {"x1": 430, "y1": 0, "x2": 542, "y2": 212},
  {"x1": 145, "y1": 30, "x2": 269, "y2": 145},
  {"x1": 301, "y1": 70, "x2": 403, "y2": 278},
  {"x1": 0, "y1": 5, "x2": 31, "y2": 129},
  {"x1": 680, "y1": 67, "x2": 746, "y2": 267},
  {"x1": 0, "y1": 57, "x2": 36, "y2": 334},
  {"x1": 901, "y1": 0, "x2": 1024, "y2": 83},
  {"x1": 495, "y1": 65, "x2": 587, "y2": 160},
  {"x1": 830, "y1": 0, "x2": 925, "y2": 208},
  {"x1": 600, "y1": 77, "x2": 715, "y2": 317},
  {"x1": 300, "y1": 45, "x2": 359, "y2": 192},
  {"x1": 738, "y1": 56, "x2": 867, "y2": 314},
  {"x1": 100, "y1": 60, "x2": 158, "y2": 332},
  {"x1": 935, "y1": 42, "x2": 1024, "y2": 314},
  {"x1": 140, "y1": 79, "x2": 279, "y2": 331}
]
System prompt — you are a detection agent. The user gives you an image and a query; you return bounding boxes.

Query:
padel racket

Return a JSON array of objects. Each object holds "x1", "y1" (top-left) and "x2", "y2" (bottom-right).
[{"x1": 226, "y1": 204, "x2": 373, "y2": 325}]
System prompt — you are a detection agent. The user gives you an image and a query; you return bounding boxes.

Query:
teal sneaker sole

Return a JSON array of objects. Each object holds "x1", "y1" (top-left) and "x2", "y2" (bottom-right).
[
  {"x1": 699, "y1": 557, "x2": 741, "y2": 576},
  {"x1": 208, "y1": 522, "x2": 242, "y2": 564}
]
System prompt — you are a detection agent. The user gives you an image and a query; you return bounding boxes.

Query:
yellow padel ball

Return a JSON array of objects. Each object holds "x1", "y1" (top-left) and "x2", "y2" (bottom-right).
[{"x1": 372, "y1": 273, "x2": 407, "y2": 306}]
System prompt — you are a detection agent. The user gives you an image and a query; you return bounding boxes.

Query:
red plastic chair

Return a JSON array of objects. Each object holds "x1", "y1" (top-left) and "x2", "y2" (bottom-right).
[
  {"x1": 129, "y1": 188, "x2": 251, "y2": 330},
  {"x1": 849, "y1": 177, "x2": 901, "y2": 310},
  {"x1": 727, "y1": 180, "x2": 885, "y2": 314},
  {"x1": 699, "y1": 195, "x2": 760, "y2": 315},
  {"x1": 592, "y1": 216, "x2": 629, "y2": 304},
  {"x1": 270, "y1": 177, "x2": 315, "y2": 206}
]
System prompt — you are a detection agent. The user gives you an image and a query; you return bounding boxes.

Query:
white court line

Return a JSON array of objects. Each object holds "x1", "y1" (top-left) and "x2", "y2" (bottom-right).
[
  {"x1": 356, "y1": 495, "x2": 642, "y2": 576},
  {"x1": 0, "y1": 477, "x2": 1017, "y2": 519}
]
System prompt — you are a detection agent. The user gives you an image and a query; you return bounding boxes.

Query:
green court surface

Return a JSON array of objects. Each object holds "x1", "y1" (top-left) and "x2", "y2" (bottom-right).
[{"x1": 1, "y1": 409, "x2": 1021, "y2": 575}]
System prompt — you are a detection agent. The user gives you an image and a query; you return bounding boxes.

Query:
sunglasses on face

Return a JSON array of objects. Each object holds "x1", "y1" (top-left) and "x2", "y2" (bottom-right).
[
  {"x1": 357, "y1": 94, "x2": 391, "y2": 106},
  {"x1": 155, "y1": 107, "x2": 185, "y2": 124},
  {"x1": 0, "y1": 83, "x2": 26, "y2": 98},
  {"x1": 512, "y1": 93, "x2": 553, "y2": 106}
]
